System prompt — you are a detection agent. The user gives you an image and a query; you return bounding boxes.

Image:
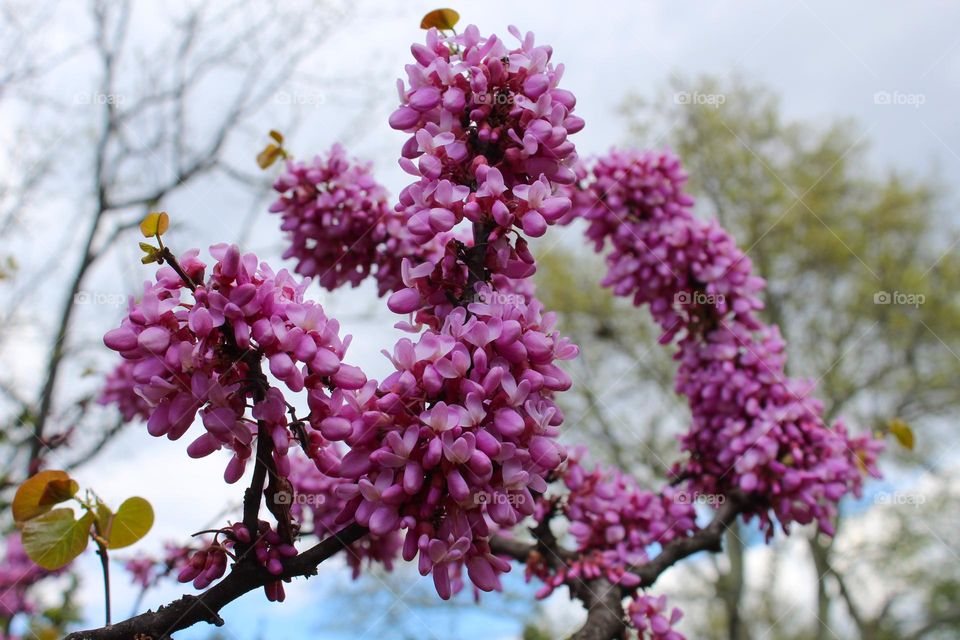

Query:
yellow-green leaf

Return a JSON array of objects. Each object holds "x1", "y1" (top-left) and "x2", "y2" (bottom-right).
[
  {"x1": 889, "y1": 419, "x2": 914, "y2": 451},
  {"x1": 13, "y1": 471, "x2": 79, "y2": 523},
  {"x1": 102, "y1": 497, "x2": 154, "y2": 549},
  {"x1": 420, "y1": 8, "x2": 459, "y2": 30},
  {"x1": 268, "y1": 129, "x2": 284, "y2": 144},
  {"x1": 139, "y1": 242, "x2": 160, "y2": 264},
  {"x1": 21, "y1": 508, "x2": 93, "y2": 570},
  {"x1": 139, "y1": 212, "x2": 169, "y2": 238},
  {"x1": 256, "y1": 144, "x2": 283, "y2": 170},
  {"x1": 94, "y1": 500, "x2": 112, "y2": 536}
]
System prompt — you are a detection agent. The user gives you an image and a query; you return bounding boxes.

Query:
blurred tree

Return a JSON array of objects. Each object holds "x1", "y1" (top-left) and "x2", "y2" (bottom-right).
[
  {"x1": 533, "y1": 75, "x2": 960, "y2": 639},
  {"x1": 0, "y1": 0, "x2": 350, "y2": 634},
  {"x1": 0, "y1": 0, "x2": 350, "y2": 479}
]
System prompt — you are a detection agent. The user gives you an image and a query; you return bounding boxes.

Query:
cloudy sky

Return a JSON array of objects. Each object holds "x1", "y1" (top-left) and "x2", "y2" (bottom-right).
[{"x1": 6, "y1": 1, "x2": 960, "y2": 638}]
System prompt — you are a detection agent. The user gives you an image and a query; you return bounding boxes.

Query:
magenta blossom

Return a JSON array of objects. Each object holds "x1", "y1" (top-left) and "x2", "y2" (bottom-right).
[
  {"x1": 561, "y1": 148, "x2": 882, "y2": 536},
  {"x1": 102, "y1": 244, "x2": 365, "y2": 483}
]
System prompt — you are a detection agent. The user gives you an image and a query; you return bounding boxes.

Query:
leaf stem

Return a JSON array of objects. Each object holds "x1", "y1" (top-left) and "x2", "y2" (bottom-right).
[{"x1": 94, "y1": 539, "x2": 111, "y2": 625}]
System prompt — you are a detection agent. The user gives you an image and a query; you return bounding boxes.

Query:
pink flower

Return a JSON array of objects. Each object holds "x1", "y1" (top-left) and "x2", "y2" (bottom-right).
[
  {"x1": 628, "y1": 594, "x2": 686, "y2": 640},
  {"x1": 561, "y1": 148, "x2": 882, "y2": 536},
  {"x1": 102, "y1": 244, "x2": 364, "y2": 484},
  {"x1": 528, "y1": 455, "x2": 697, "y2": 598},
  {"x1": 0, "y1": 534, "x2": 61, "y2": 618},
  {"x1": 312, "y1": 283, "x2": 578, "y2": 599},
  {"x1": 269, "y1": 144, "x2": 393, "y2": 291},
  {"x1": 98, "y1": 359, "x2": 151, "y2": 422},
  {"x1": 392, "y1": 24, "x2": 582, "y2": 248}
]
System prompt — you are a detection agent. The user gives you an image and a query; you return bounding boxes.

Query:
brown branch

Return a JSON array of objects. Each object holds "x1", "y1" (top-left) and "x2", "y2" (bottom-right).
[
  {"x1": 489, "y1": 535, "x2": 536, "y2": 562},
  {"x1": 462, "y1": 221, "x2": 492, "y2": 300},
  {"x1": 64, "y1": 523, "x2": 368, "y2": 640},
  {"x1": 239, "y1": 418, "x2": 273, "y2": 557},
  {"x1": 568, "y1": 578, "x2": 627, "y2": 640},
  {"x1": 28, "y1": 0, "x2": 130, "y2": 473},
  {"x1": 64, "y1": 417, "x2": 126, "y2": 472},
  {"x1": 27, "y1": 0, "x2": 329, "y2": 474},
  {"x1": 490, "y1": 524, "x2": 625, "y2": 640},
  {"x1": 492, "y1": 492, "x2": 747, "y2": 585},
  {"x1": 630, "y1": 491, "x2": 747, "y2": 586},
  {"x1": 490, "y1": 492, "x2": 750, "y2": 640}
]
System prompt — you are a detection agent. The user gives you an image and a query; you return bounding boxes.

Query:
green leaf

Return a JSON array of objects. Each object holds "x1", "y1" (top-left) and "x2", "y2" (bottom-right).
[
  {"x1": 889, "y1": 419, "x2": 915, "y2": 451},
  {"x1": 139, "y1": 212, "x2": 169, "y2": 238},
  {"x1": 13, "y1": 471, "x2": 79, "y2": 523},
  {"x1": 138, "y1": 242, "x2": 160, "y2": 265},
  {"x1": 103, "y1": 497, "x2": 154, "y2": 549},
  {"x1": 420, "y1": 8, "x2": 459, "y2": 30},
  {"x1": 21, "y1": 509, "x2": 93, "y2": 570}
]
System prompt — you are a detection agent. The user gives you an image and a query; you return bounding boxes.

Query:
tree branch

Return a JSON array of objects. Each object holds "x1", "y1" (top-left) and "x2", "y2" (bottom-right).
[
  {"x1": 630, "y1": 491, "x2": 748, "y2": 587},
  {"x1": 568, "y1": 578, "x2": 627, "y2": 640},
  {"x1": 28, "y1": 0, "x2": 130, "y2": 472},
  {"x1": 490, "y1": 492, "x2": 749, "y2": 640},
  {"x1": 64, "y1": 523, "x2": 368, "y2": 640}
]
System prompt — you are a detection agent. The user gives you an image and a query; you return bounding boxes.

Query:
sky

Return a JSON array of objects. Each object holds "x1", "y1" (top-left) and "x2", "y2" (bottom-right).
[{"x1": 5, "y1": 0, "x2": 960, "y2": 638}]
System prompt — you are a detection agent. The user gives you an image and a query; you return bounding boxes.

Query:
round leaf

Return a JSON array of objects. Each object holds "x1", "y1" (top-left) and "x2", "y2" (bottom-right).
[
  {"x1": 420, "y1": 8, "x2": 459, "y2": 30},
  {"x1": 21, "y1": 508, "x2": 93, "y2": 570},
  {"x1": 139, "y1": 212, "x2": 169, "y2": 237},
  {"x1": 13, "y1": 471, "x2": 79, "y2": 523},
  {"x1": 104, "y1": 497, "x2": 154, "y2": 549}
]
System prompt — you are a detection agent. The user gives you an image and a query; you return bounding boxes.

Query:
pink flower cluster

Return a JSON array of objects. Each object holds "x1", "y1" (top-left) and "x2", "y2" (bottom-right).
[
  {"x1": 566, "y1": 149, "x2": 765, "y2": 342},
  {"x1": 287, "y1": 453, "x2": 402, "y2": 578},
  {"x1": 0, "y1": 534, "x2": 58, "y2": 620},
  {"x1": 243, "y1": 24, "x2": 586, "y2": 600},
  {"x1": 528, "y1": 456, "x2": 698, "y2": 598},
  {"x1": 628, "y1": 594, "x2": 685, "y2": 640},
  {"x1": 563, "y1": 148, "x2": 882, "y2": 535},
  {"x1": 91, "y1": 18, "x2": 888, "y2": 631},
  {"x1": 270, "y1": 144, "x2": 427, "y2": 296},
  {"x1": 390, "y1": 24, "x2": 581, "y2": 247},
  {"x1": 178, "y1": 521, "x2": 294, "y2": 602},
  {"x1": 386, "y1": 231, "x2": 538, "y2": 328},
  {"x1": 98, "y1": 359, "x2": 151, "y2": 422},
  {"x1": 124, "y1": 542, "x2": 192, "y2": 590},
  {"x1": 310, "y1": 286, "x2": 578, "y2": 599},
  {"x1": 103, "y1": 244, "x2": 365, "y2": 483}
]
